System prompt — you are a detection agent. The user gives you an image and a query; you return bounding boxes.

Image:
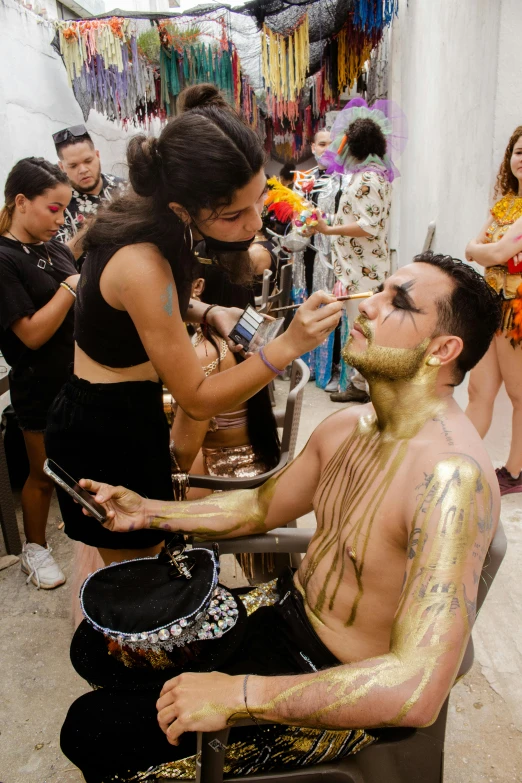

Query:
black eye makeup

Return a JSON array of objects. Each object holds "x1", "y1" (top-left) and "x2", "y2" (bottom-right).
[{"x1": 383, "y1": 280, "x2": 424, "y2": 326}]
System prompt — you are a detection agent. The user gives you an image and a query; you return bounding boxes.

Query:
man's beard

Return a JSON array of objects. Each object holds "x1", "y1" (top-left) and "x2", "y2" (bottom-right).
[
  {"x1": 73, "y1": 172, "x2": 102, "y2": 195},
  {"x1": 342, "y1": 315, "x2": 429, "y2": 381}
]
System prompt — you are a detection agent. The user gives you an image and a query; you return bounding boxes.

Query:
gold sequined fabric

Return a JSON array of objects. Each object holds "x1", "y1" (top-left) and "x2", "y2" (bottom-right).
[
  {"x1": 483, "y1": 196, "x2": 522, "y2": 320},
  {"x1": 202, "y1": 444, "x2": 268, "y2": 478},
  {"x1": 238, "y1": 579, "x2": 280, "y2": 616},
  {"x1": 484, "y1": 266, "x2": 522, "y2": 300},
  {"x1": 128, "y1": 726, "x2": 375, "y2": 780}
]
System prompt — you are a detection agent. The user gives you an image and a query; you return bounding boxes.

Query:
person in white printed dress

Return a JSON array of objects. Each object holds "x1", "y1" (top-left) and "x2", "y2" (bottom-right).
[{"x1": 312, "y1": 97, "x2": 406, "y2": 402}]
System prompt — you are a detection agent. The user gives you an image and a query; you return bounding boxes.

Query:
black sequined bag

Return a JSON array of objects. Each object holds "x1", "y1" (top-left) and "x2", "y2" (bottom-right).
[{"x1": 80, "y1": 535, "x2": 240, "y2": 653}]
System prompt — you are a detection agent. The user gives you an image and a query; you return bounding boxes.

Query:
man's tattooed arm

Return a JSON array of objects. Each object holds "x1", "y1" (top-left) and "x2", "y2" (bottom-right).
[{"x1": 245, "y1": 456, "x2": 496, "y2": 731}]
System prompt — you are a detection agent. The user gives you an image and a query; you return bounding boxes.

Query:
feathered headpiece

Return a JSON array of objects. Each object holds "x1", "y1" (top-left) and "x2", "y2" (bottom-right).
[
  {"x1": 320, "y1": 97, "x2": 408, "y2": 182},
  {"x1": 265, "y1": 177, "x2": 309, "y2": 223}
]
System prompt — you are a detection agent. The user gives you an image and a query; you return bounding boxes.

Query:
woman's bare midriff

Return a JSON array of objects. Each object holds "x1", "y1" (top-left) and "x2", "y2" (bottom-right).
[{"x1": 74, "y1": 343, "x2": 159, "y2": 383}]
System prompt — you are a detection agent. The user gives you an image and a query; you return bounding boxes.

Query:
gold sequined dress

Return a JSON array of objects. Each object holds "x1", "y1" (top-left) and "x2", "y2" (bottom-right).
[{"x1": 483, "y1": 194, "x2": 522, "y2": 346}]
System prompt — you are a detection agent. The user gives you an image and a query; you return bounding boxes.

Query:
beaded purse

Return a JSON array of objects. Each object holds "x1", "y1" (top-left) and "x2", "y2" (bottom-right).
[{"x1": 80, "y1": 536, "x2": 239, "y2": 652}]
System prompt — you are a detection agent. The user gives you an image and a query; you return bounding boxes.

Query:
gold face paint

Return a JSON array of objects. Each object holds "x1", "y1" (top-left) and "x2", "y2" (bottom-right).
[{"x1": 342, "y1": 314, "x2": 430, "y2": 382}]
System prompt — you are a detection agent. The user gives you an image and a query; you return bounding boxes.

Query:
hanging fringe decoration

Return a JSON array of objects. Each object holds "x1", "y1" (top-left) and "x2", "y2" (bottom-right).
[
  {"x1": 159, "y1": 39, "x2": 259, "y2": 128},
  {"x1": 336, "y1": 22, "x2": 376, "y2": 93},
  {"x1": 55, "y1": 18, "x2": 162, "y2": 125},
  {"x1": 261, "y1": 13, "x2": 309, "y2": 108},
  {"x1": 353, "y1": 0, "x2": 399, "y2": 34}
]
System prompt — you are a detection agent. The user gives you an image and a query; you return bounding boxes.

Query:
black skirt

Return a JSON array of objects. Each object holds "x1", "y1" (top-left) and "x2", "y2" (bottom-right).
[{"x1": 45, "y1": 375, "x2": 172, "y2": 549}]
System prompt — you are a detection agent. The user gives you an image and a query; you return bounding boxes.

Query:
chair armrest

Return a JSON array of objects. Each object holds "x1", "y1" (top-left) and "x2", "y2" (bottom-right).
[
  {"x1": 193, "y1": 527, "x2": 315, "y2": 554},
  {"x1": 197, "y1": 720, "x2": 267, "y2": 783}
]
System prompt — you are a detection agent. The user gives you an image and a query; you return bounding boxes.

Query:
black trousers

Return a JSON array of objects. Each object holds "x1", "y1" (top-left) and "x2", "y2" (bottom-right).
[
  {"x1": 45, "y1": 375, "x2": 171, "y2": 549},
  {"x1": 60, "y1": 571, "x2": 374, "y2": 782}
]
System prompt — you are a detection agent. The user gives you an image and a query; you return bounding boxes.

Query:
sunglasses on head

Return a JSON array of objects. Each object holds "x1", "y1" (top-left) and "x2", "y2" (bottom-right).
[{"x1": 53, "y1": 125, "x2": 89, "y2": 146}]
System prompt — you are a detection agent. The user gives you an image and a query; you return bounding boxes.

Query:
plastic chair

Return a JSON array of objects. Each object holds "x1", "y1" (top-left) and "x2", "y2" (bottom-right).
[
  {"x1": 194, "y1": 521, "x2": 508, "y2": 783},
  {"x1": 257, "y1": 263, "x2": 293, "y2": 328},
  {"x1": 189, "y1": 358, "x2": 310, "y2": 492}
]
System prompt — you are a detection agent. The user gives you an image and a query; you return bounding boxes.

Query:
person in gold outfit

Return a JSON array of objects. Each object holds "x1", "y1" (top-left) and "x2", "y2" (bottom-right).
[{"x1": 466, "y1": 126, "x2": 522, "y2": 495}]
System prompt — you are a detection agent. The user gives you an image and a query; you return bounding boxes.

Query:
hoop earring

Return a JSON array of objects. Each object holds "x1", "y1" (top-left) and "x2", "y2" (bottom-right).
[{"x1": 184, "y1": 223, "x2": 193, "y2": 252}]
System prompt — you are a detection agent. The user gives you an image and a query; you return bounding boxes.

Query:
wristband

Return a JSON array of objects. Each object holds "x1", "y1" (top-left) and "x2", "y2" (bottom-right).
[
  {"x1": 60, "y1": 281, "x2": 76, "y2": 299},
  {"x1": 202, "y1": 303, "x2": 220, "y2": 325},
  {"x1": 243, "y1": 674, "x2": 260, "y2": 727},
  {"x1": 259, "y1": 347, "x2": 285, "y2": 376}
]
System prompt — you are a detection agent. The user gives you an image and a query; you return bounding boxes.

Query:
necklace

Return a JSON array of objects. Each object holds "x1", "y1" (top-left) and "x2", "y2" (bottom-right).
[{"x1": 7, "y1": 230, "x2": 53, "y2": 269}]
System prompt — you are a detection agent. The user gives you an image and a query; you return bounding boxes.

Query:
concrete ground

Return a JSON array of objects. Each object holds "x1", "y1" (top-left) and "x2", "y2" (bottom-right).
[{"x1": 0, "y1": 378, "x2": 520, "y2": 783}]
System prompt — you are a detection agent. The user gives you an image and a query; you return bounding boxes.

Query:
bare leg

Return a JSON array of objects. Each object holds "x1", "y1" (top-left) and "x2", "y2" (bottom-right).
[
  {"x1": 465, "y1": 340, "x2": 502, "y2": 438},
  {"x1": 98, "y1": 542, "x2": 164, "y2": 566},
  {"x1": 496, "y1": 333, "x2": 522, "y2": 476},
  {"x1": 21, "y1": 431, "x2": 55, "y2": 547}
]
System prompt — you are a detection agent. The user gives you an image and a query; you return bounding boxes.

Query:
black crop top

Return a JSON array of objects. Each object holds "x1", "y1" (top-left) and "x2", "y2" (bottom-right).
[{"x1": 74, "y1": 244, "x2": 190, "y2": 368}]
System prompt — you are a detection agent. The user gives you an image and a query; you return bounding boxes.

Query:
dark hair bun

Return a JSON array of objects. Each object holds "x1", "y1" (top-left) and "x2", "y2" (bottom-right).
[
  {"x1": 178, "y1": 83, "x2": 229, "y2": 113},
  {"x1": 127, "y1": 134, "x2": 159, "y2": 198}
]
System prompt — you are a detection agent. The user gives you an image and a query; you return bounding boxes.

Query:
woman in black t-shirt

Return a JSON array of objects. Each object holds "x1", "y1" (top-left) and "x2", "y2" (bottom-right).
[{"x1": 0, "y1": 157, "x2": 78, "y2": 589}]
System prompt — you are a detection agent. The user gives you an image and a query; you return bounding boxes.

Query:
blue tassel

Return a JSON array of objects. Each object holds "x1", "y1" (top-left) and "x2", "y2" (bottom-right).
[{"x1": 354, "y1": 0, "x2": 398, "y2": 34}]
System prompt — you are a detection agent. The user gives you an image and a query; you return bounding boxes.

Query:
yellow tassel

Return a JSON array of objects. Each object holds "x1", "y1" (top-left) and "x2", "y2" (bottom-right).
[
  {"x1": 280, "y1": 36, "x2": 287, "y2": 100},
  {"x1": 260, "y1": 13, "x2": 309, "y2": 102},
  {"x1": 288, "y1": 33, "x2": 295, "y2": 100}
]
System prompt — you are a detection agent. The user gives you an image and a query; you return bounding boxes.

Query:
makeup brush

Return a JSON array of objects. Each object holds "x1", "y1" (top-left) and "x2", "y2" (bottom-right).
[{"x1": 270, "y1": 291, "x2": 373, "y2": 313}]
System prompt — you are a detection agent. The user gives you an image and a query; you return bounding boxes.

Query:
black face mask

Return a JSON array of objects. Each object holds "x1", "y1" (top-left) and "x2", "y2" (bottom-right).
[{"x1": 201, "y1": 234, "x2": 256, "y2": 255}]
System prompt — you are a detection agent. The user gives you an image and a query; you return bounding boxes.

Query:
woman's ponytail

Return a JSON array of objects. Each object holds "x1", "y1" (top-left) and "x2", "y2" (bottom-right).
[{"x1": 0, "y1": 204, "x2": 13, "y2": 235}]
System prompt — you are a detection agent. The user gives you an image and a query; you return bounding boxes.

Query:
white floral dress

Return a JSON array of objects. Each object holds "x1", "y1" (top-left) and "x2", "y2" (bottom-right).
[{"x1": 331, "y1": 166, "x2": 391, "y2": 292}]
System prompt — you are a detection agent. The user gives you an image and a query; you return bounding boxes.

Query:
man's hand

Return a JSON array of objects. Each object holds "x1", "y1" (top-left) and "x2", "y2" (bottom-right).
[
  {"x1": 78, "y1": 479, "x2": 149, "y2": 532},
  {"x1": 157, "y1": 672, "x2": 244, "y2": 745}
]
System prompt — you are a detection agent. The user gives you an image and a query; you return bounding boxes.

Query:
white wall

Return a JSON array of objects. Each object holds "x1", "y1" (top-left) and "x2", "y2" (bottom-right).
[
  {"x1": 0, "y1": 0, "x2": 136, "y2": 190},
  {"x1": 388, "y1": 0, "x2": 506, "y2": 265}
]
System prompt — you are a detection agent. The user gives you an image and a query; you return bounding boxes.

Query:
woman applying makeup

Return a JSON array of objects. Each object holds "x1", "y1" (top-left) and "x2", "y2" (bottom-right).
[{"x1": 45, "y1": 84, "x2": 342, "y2": 564}]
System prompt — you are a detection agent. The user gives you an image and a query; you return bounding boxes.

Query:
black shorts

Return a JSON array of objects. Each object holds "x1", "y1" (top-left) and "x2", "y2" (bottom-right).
[
  {"x1": 9, "y1": 367, "x2": 69, "y2": 433},
  {"x1": 45, "y1": 376, "x2": 172, "y2": 549}
]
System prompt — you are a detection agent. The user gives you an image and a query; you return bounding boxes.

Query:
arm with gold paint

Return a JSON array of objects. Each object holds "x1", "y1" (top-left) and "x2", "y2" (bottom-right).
[
  {"x1": 238, "y1": 456, "x2": 495, "y2": 731},
  {"x1": 79, "y1": 427, "x2": 322, "y2": 539}
]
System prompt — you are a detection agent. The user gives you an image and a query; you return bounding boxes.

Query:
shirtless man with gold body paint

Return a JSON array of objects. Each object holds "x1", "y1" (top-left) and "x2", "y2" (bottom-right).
[{"x1": 62, "y1": 253, "x2": 502, "y2": 782}]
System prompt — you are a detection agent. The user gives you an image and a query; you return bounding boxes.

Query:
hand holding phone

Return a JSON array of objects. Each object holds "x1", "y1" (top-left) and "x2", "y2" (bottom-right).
[{"x1": 44, "y1": 459, "x2": 107, "y2": 523}]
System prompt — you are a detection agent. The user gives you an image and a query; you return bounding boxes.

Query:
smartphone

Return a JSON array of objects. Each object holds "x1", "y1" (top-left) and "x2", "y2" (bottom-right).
[
  {"x1": 228, "y1": 305, "x2": 284, "y2": 352},
  {"x1": 43, "y1": 459, "x2": 107, "y2": 524}
]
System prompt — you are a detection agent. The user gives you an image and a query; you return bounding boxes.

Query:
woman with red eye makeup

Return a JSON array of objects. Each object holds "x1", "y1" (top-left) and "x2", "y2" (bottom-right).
[{"x1": 0, "y1": 157, "x2": 78, "y2": 589}]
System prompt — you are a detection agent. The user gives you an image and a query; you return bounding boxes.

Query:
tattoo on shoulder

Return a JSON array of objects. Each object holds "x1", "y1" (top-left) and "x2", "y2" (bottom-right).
[{"x1": 161, "y1": 282, "x2": 173, "y2": 317}]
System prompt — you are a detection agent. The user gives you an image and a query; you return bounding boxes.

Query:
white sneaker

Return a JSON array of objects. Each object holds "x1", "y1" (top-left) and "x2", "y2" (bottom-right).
[{"x1": 21, "y1": 542, "x2": 66, "y2": 590}]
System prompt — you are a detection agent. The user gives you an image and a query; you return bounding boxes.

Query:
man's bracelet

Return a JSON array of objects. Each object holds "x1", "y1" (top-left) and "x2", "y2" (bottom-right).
[
  {"x1": 243, "y1": 674, "x2": 260, "y2": 727},
  {"x1": 259, "y1": 347, "x2": 285, "y2": 376},
  {"x1": 60, "y1": 281, "x2": 76, "y2": 299}
]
